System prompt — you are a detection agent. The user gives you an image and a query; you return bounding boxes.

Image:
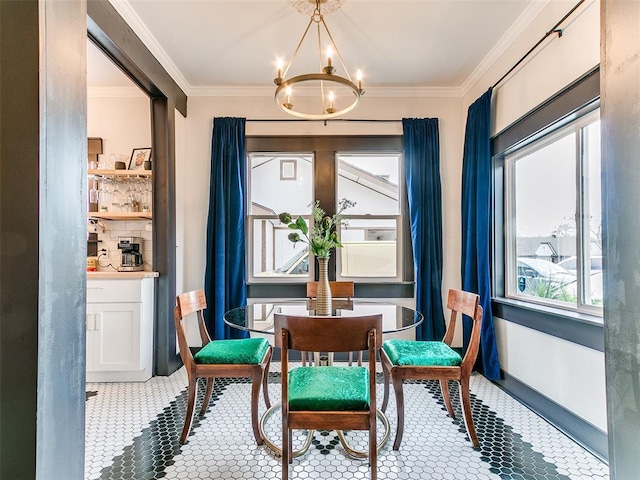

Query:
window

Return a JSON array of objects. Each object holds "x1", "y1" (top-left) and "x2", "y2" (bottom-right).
[
  {"x1": 504, "y1": 106, "x2": 602, "y2": 316},
  {"x1": 336, "y1": 154, "x2": 401, "y2": 280},
  {"x1": 246, "y1": 136, "x2": 406, "y2": 285},
  {"x1": 247, "y1": 153, "x2": 313, "y2": 281}
]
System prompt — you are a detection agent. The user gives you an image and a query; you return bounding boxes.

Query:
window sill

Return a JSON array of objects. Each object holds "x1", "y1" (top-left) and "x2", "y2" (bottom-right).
[
  {"x1": 247, "y1": 281, "x2": 415, "y2": 299},
  {"x1": 492, "y1": 297, "x2": 604, "y2": 352}
]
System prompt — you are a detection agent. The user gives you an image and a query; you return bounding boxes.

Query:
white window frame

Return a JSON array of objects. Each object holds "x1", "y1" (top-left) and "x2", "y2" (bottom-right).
[
  {"x1": 334, "y1": 152, "x2": 404, "y2": 283},
  {"x1": 246, "y1": 152, "x2": 314, "y2": 284},
  {"x1": 504, "y1": 106, "x2": 602, "y2": 316}
]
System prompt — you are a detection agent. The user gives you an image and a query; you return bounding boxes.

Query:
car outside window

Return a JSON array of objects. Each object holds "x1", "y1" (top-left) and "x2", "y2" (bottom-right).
[{"x1": 504, "y1": 107, "x2": 602, "y2": 316}]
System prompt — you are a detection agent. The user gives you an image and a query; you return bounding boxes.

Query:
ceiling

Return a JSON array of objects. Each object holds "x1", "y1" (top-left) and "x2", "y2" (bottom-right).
[{"x1": 88, "y1": 0, "x2": 548, "y2": 95}]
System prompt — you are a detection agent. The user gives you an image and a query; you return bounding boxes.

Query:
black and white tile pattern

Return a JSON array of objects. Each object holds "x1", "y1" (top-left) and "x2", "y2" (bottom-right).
[{"x1": 85, "y1": 364, "x2": 609, "y2": 479}]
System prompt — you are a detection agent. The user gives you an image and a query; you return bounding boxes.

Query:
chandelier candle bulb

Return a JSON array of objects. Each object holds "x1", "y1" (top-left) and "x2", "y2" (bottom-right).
[
  {"x1": 357, "y1": 69, "x2": 363, "y2": 90},
  {"x1": 326, "y1": 90, "x2": 336, "y2": 114},
  {"x1": 277, "y1": 58, "x2": 283, "y2": 80},
  {"x1": 326, "y1": 45, "x2": 333, "y2": 67},
  {"x1": 284, "y1": 86, "x2": 293, "y2": 109}
]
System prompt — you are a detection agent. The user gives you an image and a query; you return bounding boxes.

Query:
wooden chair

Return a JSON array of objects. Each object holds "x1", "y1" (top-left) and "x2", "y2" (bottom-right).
[
  {"x1": 380, "y1": 289, "x2": 483, "y2": 449},
  {"x1": 305, "y1": 281, "x2": 358, "y2": 365},
  {"x1": 275, "y1": 313, "x2": 382, "y2": 480},
  {"x1": 174, "y1": 289, "x2": 272, "y2": 445}
]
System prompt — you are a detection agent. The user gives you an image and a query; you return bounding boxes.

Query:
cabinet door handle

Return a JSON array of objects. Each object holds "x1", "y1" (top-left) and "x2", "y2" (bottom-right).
[{"x1": 87, "y1": 313, "x2": 96, "y2": 331}]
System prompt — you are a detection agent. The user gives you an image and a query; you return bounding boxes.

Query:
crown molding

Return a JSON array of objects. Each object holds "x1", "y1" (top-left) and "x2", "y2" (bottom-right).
[
  {"x1": 108, "y1": 0, "x2": 191, "y2": 94},
  {"x1": 189, "y1": 85, "x2": 462, "y2": 98},
  {"x1": 109, "y1": 0, "x2": 552, "y2": 101},
  {"x1": 88, "y1": 86, "x2": 147, "y2": 98},
  {"x1": 460, "y1": 0, "x2": 552, "y2": 96}
]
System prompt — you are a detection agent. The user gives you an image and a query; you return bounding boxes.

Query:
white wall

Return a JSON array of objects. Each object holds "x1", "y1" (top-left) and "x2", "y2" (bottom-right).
[
  {"x1": 462, "y1": 0, "x2": 605, "y2": 431},
  {"x1": 496, "y1": 319, "x2": 607, "y2": 431},
  {"x1": 87, "y1": 92, "x2": 154, "y2": 271},
  {"x1": 87, "y1": 94, "x2": 151, "y2": 163},
  {"x1": 180, "y1": 95, "x2": 465, "y2": 302}
]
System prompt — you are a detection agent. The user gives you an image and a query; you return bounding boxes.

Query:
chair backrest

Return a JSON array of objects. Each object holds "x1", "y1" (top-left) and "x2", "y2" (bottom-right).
[
  {"x1": 274, "y1": 313, "x2": 381, "y2": 353},
  {"x1": 174, "y1": 289, "x2": 212, "y2": 370},
  {"x1": 306, "y1": 281, "x2": 354, "y2": 299},
  {"x1": 443, "y1": 289, "x2": 483, "y2": 376}
]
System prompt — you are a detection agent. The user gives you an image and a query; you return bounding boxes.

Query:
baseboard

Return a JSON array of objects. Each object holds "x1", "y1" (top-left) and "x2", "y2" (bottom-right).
[
  {"x1": 87, "y1": 368, "x2": 152, "y2": 382},
  {"x1": 495, "y1": 371, "x2": 609, "y2": 462}
]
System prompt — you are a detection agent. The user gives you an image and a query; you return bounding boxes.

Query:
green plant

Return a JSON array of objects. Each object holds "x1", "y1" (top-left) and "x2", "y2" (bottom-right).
[
  {"x1": 278, "y1": 198, "x2": 356, "y2": 259},
  {"x1": 528, "y1": 278, "x2": 576, "y2": 303}
]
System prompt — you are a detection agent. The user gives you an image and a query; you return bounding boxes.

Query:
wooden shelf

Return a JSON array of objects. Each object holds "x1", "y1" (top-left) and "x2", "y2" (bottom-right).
[
  {"x1": 89, "y1": 212, "x2": 152, "y2": 221},
  {"x1": 88, "y1": 169, "x2": 152, "y2": 177}
]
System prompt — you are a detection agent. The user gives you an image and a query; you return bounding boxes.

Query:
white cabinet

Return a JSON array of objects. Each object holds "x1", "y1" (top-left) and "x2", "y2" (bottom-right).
[{"x1": 86, "y1": 276, "x2": 155, "y2": 382}]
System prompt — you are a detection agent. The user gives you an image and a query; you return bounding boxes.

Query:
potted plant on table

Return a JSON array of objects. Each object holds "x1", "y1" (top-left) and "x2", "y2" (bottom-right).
[{"x1": 279, "y1": 198, "x2": 355, "y2": 315}]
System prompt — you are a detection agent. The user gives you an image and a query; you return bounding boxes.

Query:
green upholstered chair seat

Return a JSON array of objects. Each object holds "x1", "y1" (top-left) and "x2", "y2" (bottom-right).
[
  {"x1": 288, "y1": 366, "x2": 369, "y2": 411},
  {"x1": 383, "y1": 339, "x2": 462, "y2": 367},
  {"x1": 194, "y1": 338, "x2": 269, "y2": 365}
]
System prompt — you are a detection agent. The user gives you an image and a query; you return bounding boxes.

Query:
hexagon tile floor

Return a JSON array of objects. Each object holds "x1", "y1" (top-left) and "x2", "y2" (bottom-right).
[{"x1": 85, "y1": 364, "x2": 609, "y2": 479}]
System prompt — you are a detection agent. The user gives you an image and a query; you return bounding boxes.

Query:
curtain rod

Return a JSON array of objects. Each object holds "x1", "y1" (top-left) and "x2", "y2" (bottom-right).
[
  {"x1": 246, "y1": 118, "x2": 401, "y2": 124},
  {"x1": 492, "y1": 0, "x2": 586, "y2": 89}
]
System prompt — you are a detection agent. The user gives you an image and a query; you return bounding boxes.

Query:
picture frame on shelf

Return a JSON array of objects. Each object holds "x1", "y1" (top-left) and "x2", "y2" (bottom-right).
[{"x1": 129, "y1": 148, "x2": 152, "y2": 170}]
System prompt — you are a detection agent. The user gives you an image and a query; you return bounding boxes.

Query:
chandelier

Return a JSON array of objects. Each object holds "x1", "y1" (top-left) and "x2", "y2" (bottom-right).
[{"x1": 274, "y1": 0, "x2": 364, "y2": 120}]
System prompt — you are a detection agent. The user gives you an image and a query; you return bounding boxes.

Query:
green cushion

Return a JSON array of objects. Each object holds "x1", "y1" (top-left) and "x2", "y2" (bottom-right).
[
  {"x1": 383, "y1": 340, "x2": 462, "y2": 367},
  {"x1": 194, "y1": 338, "x2": 269, "y2": 365},
  {"x1": 288, "y1": 366, "x2": 369, "y2": 411}
]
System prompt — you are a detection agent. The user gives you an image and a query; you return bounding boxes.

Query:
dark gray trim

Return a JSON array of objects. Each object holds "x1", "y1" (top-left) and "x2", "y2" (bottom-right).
[
  {"x1": 601, "y1": 2, "x2": 640, "y2": 477},
  {"x1": 492, "y1": 66, "x2": 599, "y2": 154},
  {"x1": 495, "y1": 371, "x2": 608, "y2": 462},
  {"x1": 246, "y1": 135, "x2": 413, "y2": 294},
  {"x1": 86, "y1": 0, "x2": 187, "y2": 116},
  {"x1": 151, "y1": 99, "x2": 181, "y2": 375},
  {"x1": 87, "y1": 0, "x2": 184, "y2": 375},
  {"x1": 0, "y1": 3, "x2": 40, "y2": 475},
  {"x1": 492, "y1": 299, "x2": 604, "y2": 352},
  {"x1": 1, "y1": 1, "x2": 87, "y2": 478},
  {"x1": 247, "y1": 282, "x2": 415, "y2": 299},
  {"x1": 490, "y1": 67, "x2": 601, "y2": 348}
]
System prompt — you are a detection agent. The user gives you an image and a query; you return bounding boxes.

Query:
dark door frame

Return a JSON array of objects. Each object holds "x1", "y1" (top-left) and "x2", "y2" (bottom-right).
[{"x1": 87, "y1": 0, "x2": 186, "y2": 375}]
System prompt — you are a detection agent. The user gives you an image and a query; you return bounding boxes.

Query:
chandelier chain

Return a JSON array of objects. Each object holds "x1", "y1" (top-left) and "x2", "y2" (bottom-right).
[{"x1": 320, "y1": 17, "x2": 352, "y2": 83}]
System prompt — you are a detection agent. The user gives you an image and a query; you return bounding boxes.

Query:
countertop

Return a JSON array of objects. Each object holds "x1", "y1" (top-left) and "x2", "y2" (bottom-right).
[{"x1": 87, "y1": 271, "x2": 159, "y2": 280}]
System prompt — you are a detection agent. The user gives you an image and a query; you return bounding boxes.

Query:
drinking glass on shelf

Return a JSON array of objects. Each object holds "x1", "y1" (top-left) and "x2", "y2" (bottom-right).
[
  {"x1": 98, "y1": 178, "x2": 111, "y2": 206},
  {"x1": 141, "y1": 178, "x2": 152, "y2": 213},
  {"x1": 89, "y1": 180, "x2": 98, "y2": 204}
]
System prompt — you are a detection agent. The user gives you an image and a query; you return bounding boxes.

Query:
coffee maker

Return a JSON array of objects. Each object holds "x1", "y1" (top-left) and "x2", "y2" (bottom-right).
[{"x1": 117, "y1": 236, "x2": 144, "y2": 272}]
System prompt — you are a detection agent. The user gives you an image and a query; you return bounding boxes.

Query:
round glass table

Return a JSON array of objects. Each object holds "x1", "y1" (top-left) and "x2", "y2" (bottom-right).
[
  {"x1": 224, "y1": 299, "x2": 423, "y2": 458},
  {"x1": 224, "y1": 299, "x2": 423, "y2": 338}
]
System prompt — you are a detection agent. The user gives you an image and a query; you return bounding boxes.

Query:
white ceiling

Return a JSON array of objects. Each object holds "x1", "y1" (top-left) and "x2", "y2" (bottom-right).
[{"x1": 88, "y1": 0, "x2": 550, "y2": 95}]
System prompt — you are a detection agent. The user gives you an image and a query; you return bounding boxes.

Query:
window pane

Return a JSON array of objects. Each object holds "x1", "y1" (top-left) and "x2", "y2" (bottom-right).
[
  {"x1": 337, "y1": 154, "x2": 399, "y2": 215},
  {"x1": 582, "y1": 119, "x2": 603, "y2": 306},
  {"x1": 336, "y1": 153, "x2": 400, "y2": 279},
  {"x1": 252, "y1": 218, "x2": 310, "y2": 278},
  {"x1": 512, "y1": 131, "x2": 577, "y2": 304},
  {"x1": 249, "y1": 154, "x2": 312, "y2": 215},
  {"x1": 340, "y1": 219, "x2": 397, "y2": 277}
]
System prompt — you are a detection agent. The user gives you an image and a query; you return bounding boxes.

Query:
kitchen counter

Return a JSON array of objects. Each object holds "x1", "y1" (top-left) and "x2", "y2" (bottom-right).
[{"x1": 87, "y1": 271, "x2": 159, "y2": 280}]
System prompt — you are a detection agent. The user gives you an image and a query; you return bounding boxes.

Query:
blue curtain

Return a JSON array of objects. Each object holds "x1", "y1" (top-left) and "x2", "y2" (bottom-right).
[
  {"x1": 461, "y1": 89, "x2": 500, "y2": 380},
  {"x1": 204, "y1": 117, "x2": 248, "y2": 340},
  {"x1": 402, "y1": 118, "x2": 445, "y2": 341}
]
